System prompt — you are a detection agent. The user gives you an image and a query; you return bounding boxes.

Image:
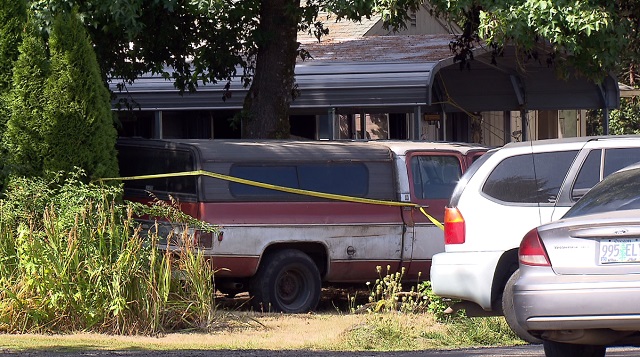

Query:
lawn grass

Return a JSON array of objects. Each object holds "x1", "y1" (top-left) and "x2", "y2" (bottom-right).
[{"x1": 0, "y1": 313, "x2": 524, "y2": 352}]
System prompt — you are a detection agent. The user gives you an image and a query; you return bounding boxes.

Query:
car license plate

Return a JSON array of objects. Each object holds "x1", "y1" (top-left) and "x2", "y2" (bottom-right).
[{"x1": 600, "y1": 238, "x2": 640, "y2": 264}]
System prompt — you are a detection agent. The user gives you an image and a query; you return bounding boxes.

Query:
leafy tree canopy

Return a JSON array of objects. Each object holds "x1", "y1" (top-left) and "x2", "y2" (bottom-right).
[
  {"x1": 26, "y1": 0, "x2": 413, "y2": 93},
  {"x1": 427, "y1": 0, "x2": 640, "y2": 83},
  {"x1": 24, "y1": 0, "x2": 420, "y2": 138},
  {"x1": 22, "y1": 1, "x2": 640, "y2": 138}
]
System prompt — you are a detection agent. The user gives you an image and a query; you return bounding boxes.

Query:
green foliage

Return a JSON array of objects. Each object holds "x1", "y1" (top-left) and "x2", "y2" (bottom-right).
[
  {"x1": 361, "y1": 265, "x2": 426, "y2": 314},
  {"x1": 361, "y1": 265, "x2": 462, "y2": 321},
  {"x1": 4, "y1": 10, "x2": 118, "y2": 181},
  {"x1": 24, "y1": 0, "x2": 422, "y2": 139},
  {"x1": 26, "y1": 0, "x2": 415, "y2": 94},
  {"x1": 3, "y1": 21, "x2": 50, "y2": 179},
  {"x1": 342, "y1": 314, "x2": 427, "y2": 351},
  {"x1": 429, "y1": 0, "x2": 636, "y2": 82},
  {"x1": 345, "y1": 266, "x2": 521, "y2": 350},
  {"x1": 0, "y1": 0, "x2": 27, "y2": 92},
  {"x1": 43, "y1": 11, "x2": 118, "y2": 180},
  {"x1": 609, "y1": 97, "x2": 640, "y2": 135},
  {"x1": 0, "y1": 0, "x2": 26, "y2": 173},
  {"x1": 0, "y1": 170, "x2": 218, "y2": 334},
  {"x1": 422, "y1": 316, "x2": 521, "y2": 347},
  {"x1": 586, "y1": 96, "x2": 640, "y2": 136},
  {"x1": 342, "y1": 313, "x2": 521, "y2": 350}
]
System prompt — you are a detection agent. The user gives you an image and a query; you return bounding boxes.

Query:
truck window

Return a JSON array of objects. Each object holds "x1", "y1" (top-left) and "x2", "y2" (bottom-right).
[
  {"x1": 411, "y1": 155, "x2": 462, "y2": 200},
  {"x1": 118, "y1": 147, "x2": 197, "y2": 196},
  {"x1": 229, "y1": 163, "x2": 369, "y2": 199}
]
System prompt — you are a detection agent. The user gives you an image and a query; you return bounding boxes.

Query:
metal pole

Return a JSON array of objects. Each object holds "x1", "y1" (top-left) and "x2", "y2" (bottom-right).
[
  {"x1": 520, "y1": 110, "x2": 527, "y2": 141},
  {"x1": 154, "y1": 110, "x2": 163, "y2": 139}
]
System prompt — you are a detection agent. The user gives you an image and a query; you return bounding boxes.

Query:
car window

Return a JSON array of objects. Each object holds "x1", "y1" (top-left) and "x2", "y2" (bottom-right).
[
  {"x1": 450, "y1": 150, "x2": 495, "y2": 206},
  {"x1": 572, "y1": 149, "x2": 601, "y2": 201},
  {"x1": 411, "y1": 155, "x2": 462, "y2": 200},
  {"x1": 482, "y1": 150, "x2": 578, "y2": 204},
  {"x1": 603, "y1": 147, "x2": 640, "y2": 177},
  {"x1": 564, "y1": 167, "x2": 640, "y2": 218}
]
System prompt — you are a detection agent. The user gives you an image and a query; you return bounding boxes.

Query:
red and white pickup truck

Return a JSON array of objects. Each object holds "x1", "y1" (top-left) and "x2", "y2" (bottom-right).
[{"x1": 116, "y1": 138, "x2": 487, "y2": 313}]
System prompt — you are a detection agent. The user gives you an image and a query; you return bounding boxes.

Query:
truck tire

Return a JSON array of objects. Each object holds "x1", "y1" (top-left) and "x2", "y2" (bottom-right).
[
  {"x1": 249, "y1": 249, "x2": 321, "y2": 313},
  {"x1": 502, "y1": 269, "x2": 542, "y2": 344}
]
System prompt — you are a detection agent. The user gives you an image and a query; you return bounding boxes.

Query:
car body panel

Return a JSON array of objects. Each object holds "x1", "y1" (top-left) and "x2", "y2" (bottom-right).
[
  {"x1": 430, "y1": 250, "x2": 503, "y2": 308},
  {"x1": 514, "y1": 164, "x2": 640, "y2": 346},
  {"x1": 431, "y1": 135, "x2": 640, "y2": 312}
]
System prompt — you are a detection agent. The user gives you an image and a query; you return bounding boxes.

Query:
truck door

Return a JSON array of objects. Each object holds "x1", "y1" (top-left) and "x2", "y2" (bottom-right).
[{"x1": 403, "y1": 152, "x2": 465, "y2": 279}]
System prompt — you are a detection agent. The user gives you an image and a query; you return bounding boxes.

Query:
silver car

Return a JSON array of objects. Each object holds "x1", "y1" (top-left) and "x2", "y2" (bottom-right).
[{"x1": 513, "y1": 162, "x2": 640, "y2": 357}]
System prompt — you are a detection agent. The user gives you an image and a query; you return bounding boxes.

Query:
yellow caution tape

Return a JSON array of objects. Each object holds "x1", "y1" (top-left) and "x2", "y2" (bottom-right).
[
  {"x1": 98, "y1": 170, "x2": 444, "y2": 230},
  {"x1": 419, "y1": 206, "x2": 445, "y2": 230}
]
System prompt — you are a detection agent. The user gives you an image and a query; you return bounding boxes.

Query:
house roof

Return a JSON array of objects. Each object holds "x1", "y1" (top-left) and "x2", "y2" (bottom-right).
[
  {"x1": 299, "y1": 34, "x2": 454, "y2": 62},
  {"x1": 297, "y1": 13, "x2": 381, "y2": 41},
  {"x1": 110, "y1": 34, "x2": 619, "y2": 114}
]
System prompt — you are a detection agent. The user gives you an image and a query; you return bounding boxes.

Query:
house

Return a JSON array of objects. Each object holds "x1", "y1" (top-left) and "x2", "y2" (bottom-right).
[{"x1": 111, "y1": 7, "x2": 619, "y2": 146}]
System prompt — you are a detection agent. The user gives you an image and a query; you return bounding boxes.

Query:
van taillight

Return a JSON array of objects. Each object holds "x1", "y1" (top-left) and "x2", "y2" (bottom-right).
[
  {"x1": 519, "y1": 228, "x2": 550, "y2": 266},
  {"x1": 444, "y1": 207, "x2": 465, "y2": 244}
]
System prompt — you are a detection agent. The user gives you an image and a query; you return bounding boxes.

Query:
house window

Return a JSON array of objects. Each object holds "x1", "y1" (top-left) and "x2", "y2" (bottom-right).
[{"x1": 409, "y1": 11, "x2": 417, "y2": 27}]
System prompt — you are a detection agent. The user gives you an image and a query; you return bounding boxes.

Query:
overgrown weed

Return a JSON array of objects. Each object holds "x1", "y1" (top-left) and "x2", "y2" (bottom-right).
[
  {"x1": 0, "y1": 170, "x2": 218, "y2": 335},
  {"x1": 341, "y1": 265, "x2": 523, "y2": 350}
]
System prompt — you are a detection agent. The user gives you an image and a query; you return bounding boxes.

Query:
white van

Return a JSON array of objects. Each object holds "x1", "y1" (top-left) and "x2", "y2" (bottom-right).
[{"x1": 430, "y1": 135, "x2": 640, "y2": 342}]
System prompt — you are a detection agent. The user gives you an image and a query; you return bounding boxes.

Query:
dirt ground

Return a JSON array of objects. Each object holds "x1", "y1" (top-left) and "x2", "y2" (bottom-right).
[{"x1": 216, "y1": 286, "x2": 372, "y2": 313}]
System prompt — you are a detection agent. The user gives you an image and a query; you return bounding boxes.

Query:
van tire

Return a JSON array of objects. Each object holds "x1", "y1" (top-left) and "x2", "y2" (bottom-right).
[
  {"x1": 249, "y1": 249, "x2": 321, "y2": 313},
  {"x1": 502, "y1": 269, "x2": 542, "y2": 344}
]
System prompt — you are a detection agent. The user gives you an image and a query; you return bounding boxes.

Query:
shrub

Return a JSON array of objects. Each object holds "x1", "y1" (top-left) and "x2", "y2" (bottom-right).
[
  {"x1": 344, "y1": 266, "x2": 522, "y2": 350},
  {"x1": 0, "y1": 171, "x2": 218, "y2": 334},
  {"x1": 361, "y1": 265, "x2": 460, "y2": 319}
]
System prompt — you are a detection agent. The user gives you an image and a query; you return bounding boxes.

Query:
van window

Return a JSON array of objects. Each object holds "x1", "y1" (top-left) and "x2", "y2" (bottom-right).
[
  {"x1": 411, "y1": 155, "x2": 462, "y2": 199},
  {"x1": 572, "y1": 150, "x2": 601, "y2": 201},
  {"x1": 483, "y1": 151, "x2": 578, "y2": 203},
  {"x1": 565, "y1": 167, "x2": 640, "y2": 218},
  {"x1": 603, "y1": 147, "x2": 640, "y2": 177},
  {"x1": 229, "y1": 163, "x2": 369, "y2": 199},
  {"x1": 571, "y1": 148, "x2": 640, "y2": 201},
  {"x1": 118, "y1": 147, "x2": 197, "y2": 196}
]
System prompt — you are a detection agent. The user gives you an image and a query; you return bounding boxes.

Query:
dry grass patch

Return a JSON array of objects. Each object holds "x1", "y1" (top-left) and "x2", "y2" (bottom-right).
[
  {"x1": 0, "y1": 313, "x2": 366, "y2": 351},
  {"x1": 0, "y1": 311, "x2": 522, "y2": 353}
]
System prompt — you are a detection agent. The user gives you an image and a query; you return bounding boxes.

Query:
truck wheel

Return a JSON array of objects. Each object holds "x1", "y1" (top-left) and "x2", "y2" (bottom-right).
[
  {"x1": 249, "y1": 249, "x2": 321, "y2": 313},
  {"x1": 502, "y1": 269, "x2": 542, "y2": 344}
]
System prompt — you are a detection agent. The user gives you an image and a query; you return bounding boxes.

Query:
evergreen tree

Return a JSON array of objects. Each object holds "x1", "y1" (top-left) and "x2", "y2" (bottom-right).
[
  {"x1": 3, "y1": 22, "x2": 49, "y2": 178},
  {"x1": 43, "y1": 11, "x2": 118, "y2": 180},
  {"x1": 0, "y1": 0, "x2": 26, "y2": 92},
  {"x1": 0, "y1": 0, "x2": 27, "y2": 164}
]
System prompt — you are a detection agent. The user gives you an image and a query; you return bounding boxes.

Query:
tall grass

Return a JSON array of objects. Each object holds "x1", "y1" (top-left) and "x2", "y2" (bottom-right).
[
  {"x1": 0, "y1": 171, "x2": 217, "y2": 335},
  {"x1": 342, "y1": 265, "x2": 522, "y2": 350}
]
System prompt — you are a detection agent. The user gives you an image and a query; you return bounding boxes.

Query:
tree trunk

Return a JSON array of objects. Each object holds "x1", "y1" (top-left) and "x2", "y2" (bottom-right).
[{"x1": 241, "y1": 0, "x2": 300, "y2": 139}]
